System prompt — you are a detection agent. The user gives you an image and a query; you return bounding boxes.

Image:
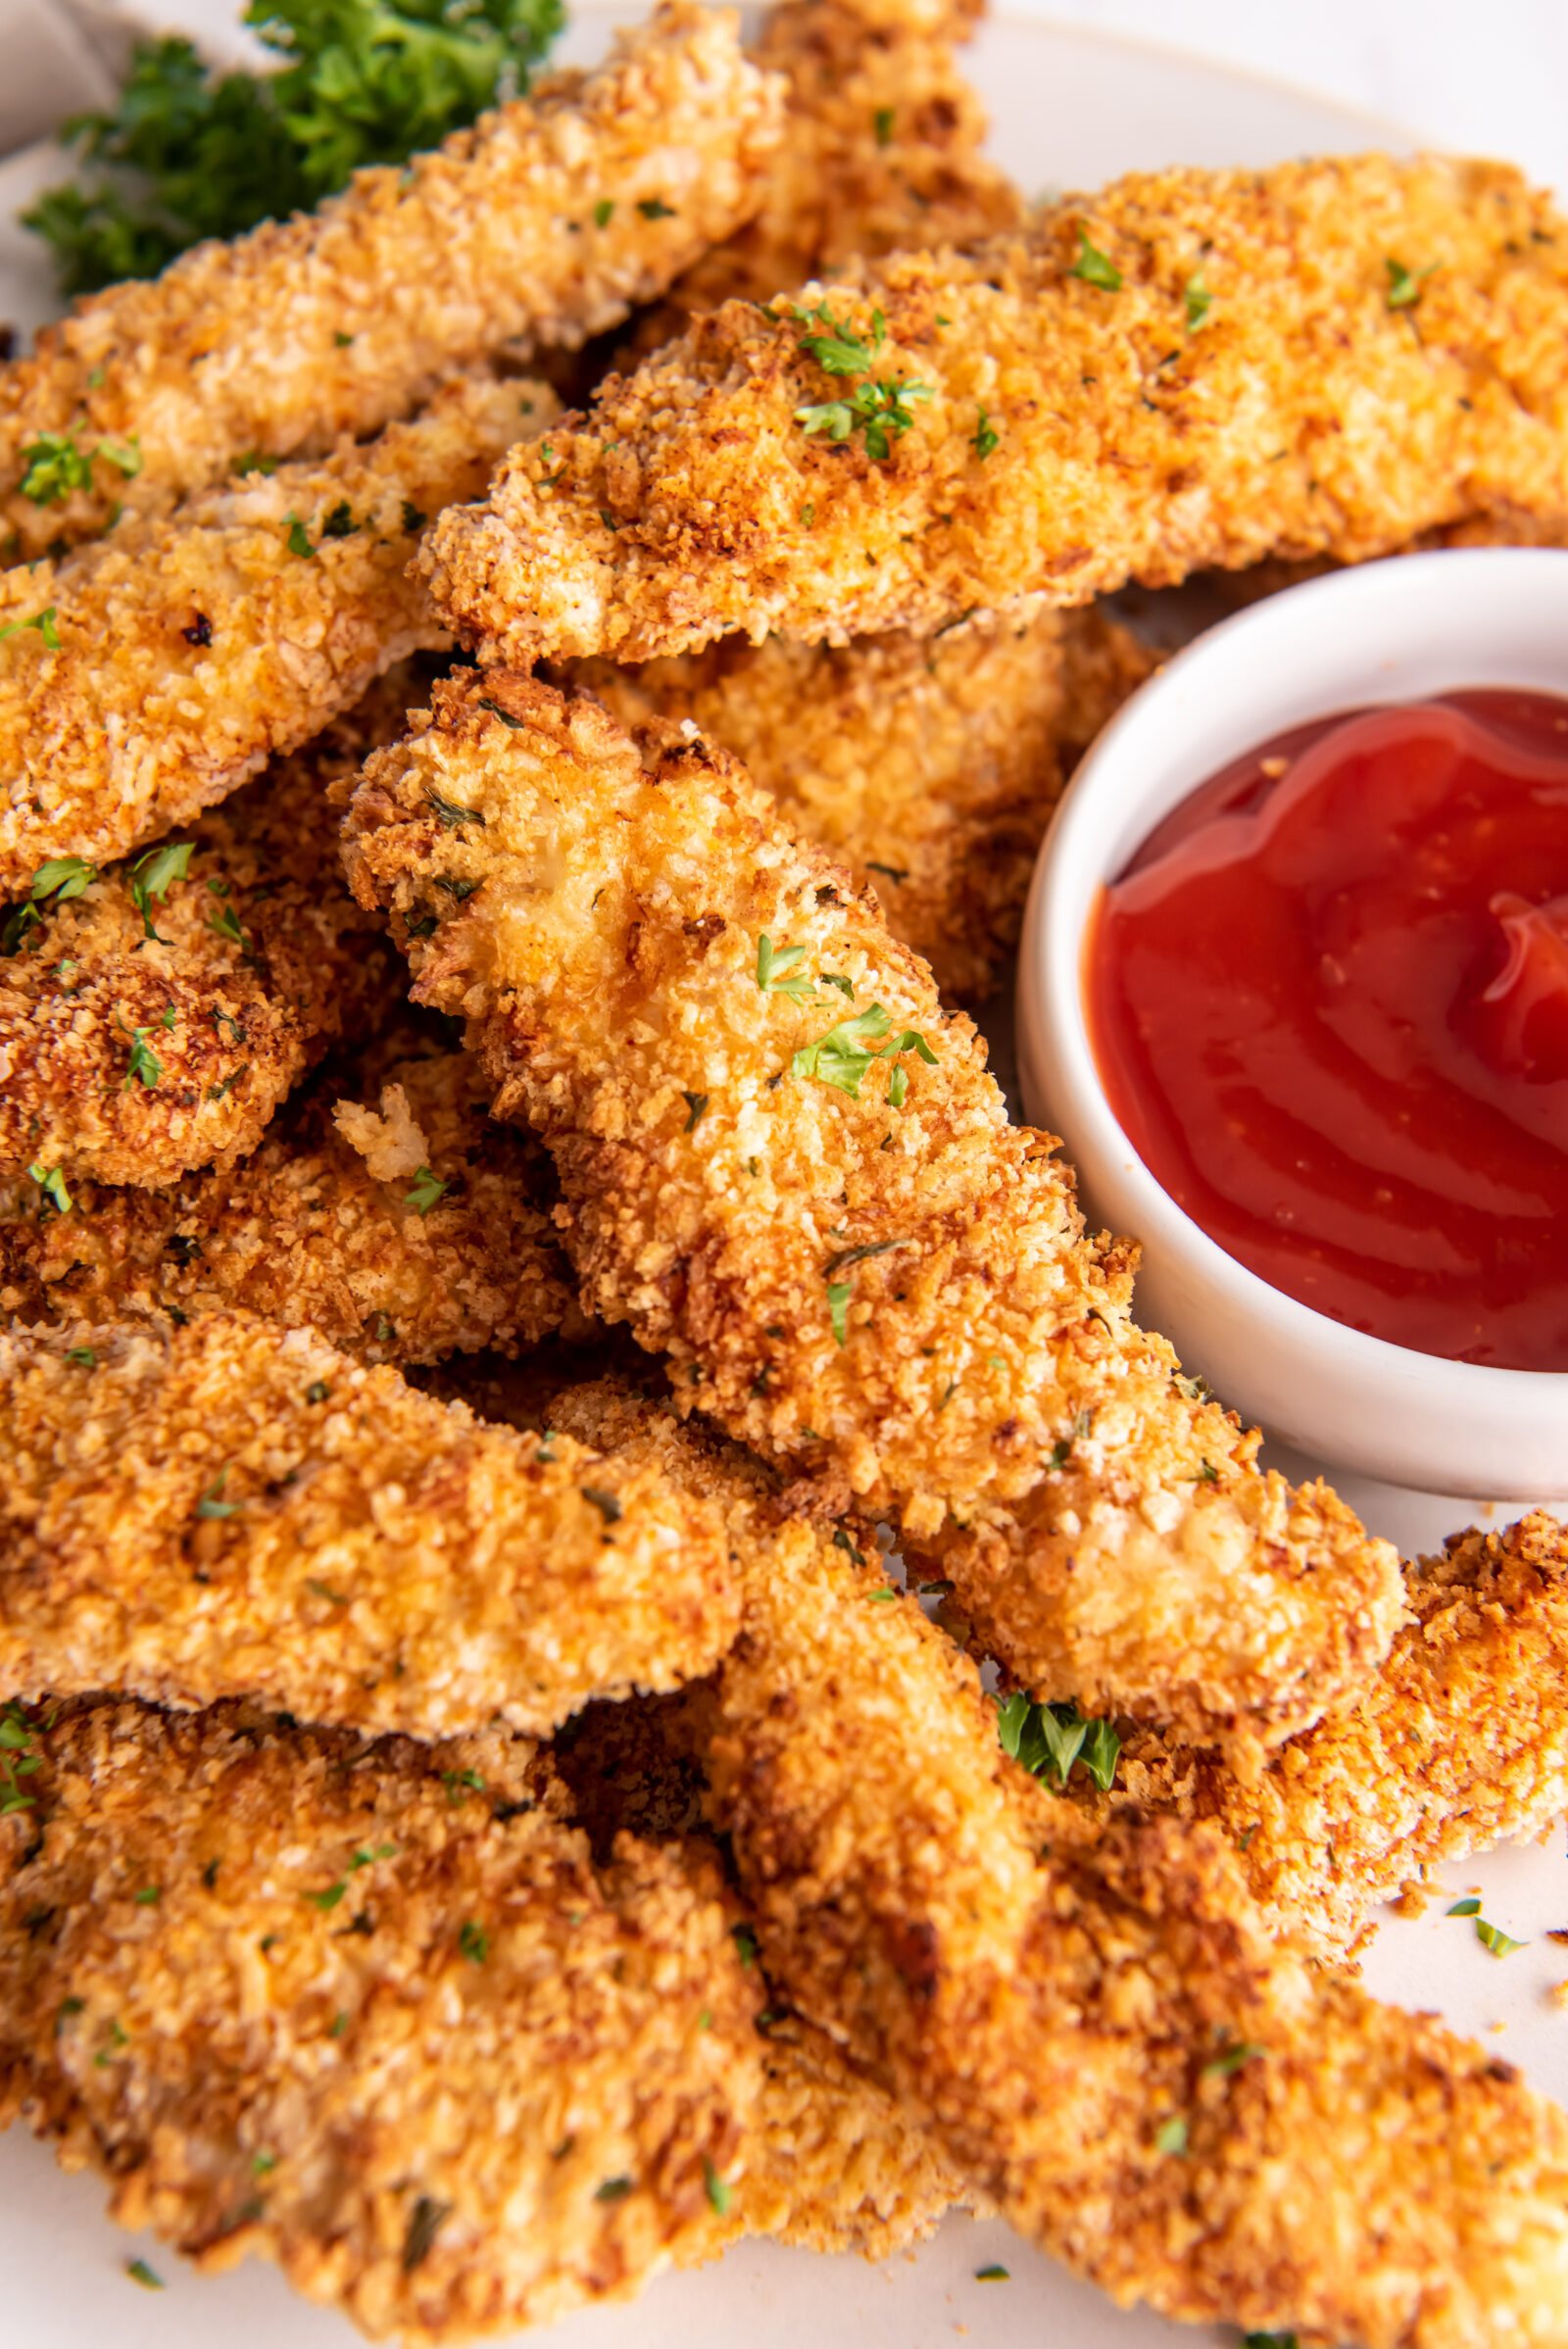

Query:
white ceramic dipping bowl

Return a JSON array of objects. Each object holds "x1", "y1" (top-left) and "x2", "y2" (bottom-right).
[{"x1": 1016, "y1": 547, "x2": 1568, "y2": 1497}]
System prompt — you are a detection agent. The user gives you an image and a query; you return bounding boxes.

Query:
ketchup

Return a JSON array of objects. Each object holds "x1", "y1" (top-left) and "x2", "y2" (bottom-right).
[{"x1": 1085, "y1": 690, "x2": 1568, "y2": 1371}]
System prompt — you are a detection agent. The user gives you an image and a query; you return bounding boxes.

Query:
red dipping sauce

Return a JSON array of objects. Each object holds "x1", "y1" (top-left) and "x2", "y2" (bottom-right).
[{"x1": 1085, "y1": 690, "x2": 1568, "y2": 1371}]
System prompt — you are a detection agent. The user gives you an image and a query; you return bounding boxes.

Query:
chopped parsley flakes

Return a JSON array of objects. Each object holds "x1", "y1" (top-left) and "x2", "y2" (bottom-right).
[
  {"x1": 703, "y1": 2157, "x2": 732, "y2": 2216},
  {"x1": 1385, "y1": 257, "x2": 1433, "y2": 310},
  {"x1": 0, "y1": 605, "x2": 61, "y2": 652},
  {"x1": 757, "y1": 933, "x2": 813, "y2": 1001},
  {"x1": 1448, "y1": 1900, "x2": 1526, "y2": 1956},
  {"x1": 459, "y1": 1919, "x2": 490, "y2": 1964},
  {"x1": 1184, "y1": 268, "x2": 1211, "y2": 329},
  {"x1": 404, "y1": 1165, "x2": 448, "y2": 1214},
  {"x1": 284, "y1": 513, "x2": 315, "y2": 558},
  {"x1": 125, "y1": 2258, "x2": 165, "y2": 2290},
  {"x1": 972, "y1": 406, "x2": 1000, "y2": 460},
  {"x1": 128, "y1": 838, "x2": 193, "y2": 942},
  {"x1": 425, "y1": 784, "x2": 485, "y2": 831},
  {"x1": 796, "y1": 375, "x2": 933, "y2": 463},
  {"x1": 792, "y1": 1005, "x2": 936, "y2": 1101},
  {"x1": 27, "y1": 1161, "x2": 72, "y2": 1217},
  {"x1": 122, "y1": 1026, "x2": 164, "y2": 1090},
  {"x1": 1070, "y1": 227, "x2": 1122, "y2": 290},
  {"x1": 1153, "y1": 2115, "x2": 1188, "y2": 2156}
]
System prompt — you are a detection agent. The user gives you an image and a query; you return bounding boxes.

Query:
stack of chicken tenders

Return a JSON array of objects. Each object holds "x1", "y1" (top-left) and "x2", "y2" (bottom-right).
[{"x1": 4, "y1": 5, "x2": 1568, "y2": 2340}]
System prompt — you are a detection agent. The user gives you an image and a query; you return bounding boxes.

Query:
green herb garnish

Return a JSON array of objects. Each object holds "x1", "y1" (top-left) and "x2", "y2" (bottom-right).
[
  {"x1": 681, "y1": 1091, "x2": 710, "y2": 1133},
  {"x1": 404, "y1": 1165, "x2": 448, "y2": 1214},
  {"x1": 796, "y1": 375, "x2": 933, "y2": 463},
  {"x1": 1153, "y1": 2115, "x2": 1188, "y2": 2156},
  {"x1": 425, "y1": 784, "x2": 485, "y2": 831},
  {"x1": 792, "y1": 1006, "x2": 935, "y2": 1101},
  {"x1": 1184, "y1": 268, "x2": 1211, "y2": 329},
  {"x1": 996, "y1": 1691, "x2": 1121, "y2": 1793},
  {"x1": 125, "y1": 2258, "x2": 164, "y2": 2290},
  {"x1": 0, "y1": 606, "x2": 61, "y2": 652},
  {"x1": 972, "y1": 407, "x2": 999, "y2": 460},
  {"x1": 1201, "y1": 2038, "x2": 1265, "y2": 2079},
  {"x1": 195, "y1": 1472, "x2": 239, "y2": 1520},
  {"x1": 637, "y1": 196, "x2": 675, "y2": 220},
  {"x1": 1386, "y1": 256, "x2": 1434, "y2": 310},
  {"x1": 402, "y1": 2193, "x2": 453, "y2": 2273},
  {"x1": 1070, "y1": 227, "x2": 1122, "y2": 290},
  {"x1": 1475, "y1": 1917, "x2": 1528, "y2": 1958},
  {"x1": 459, "y1": 1919, "x2": 490, "y2": 1964},
  {"x1": 26, "y1": 1162, "x2": 72, "y2": 1217},
  {"x1": 24, "y1": 2, "x2": 565, "y2": 297},
  {"x1": 122, "y1": 1026, "x2": 164, "y2": 1089},
  {"x1": 127, "y1": 838, "x2": 193, "y2": 943},
  {"x1": 284, "y1": 514, "x2": 314, "y2": 558},
  {"x1": 873, "y1": 107, "x2": 894, "y2": 145},
  {"x1": 757, "y1": 933, "x2": 812, "y2": 1001},
  {"x1": 703, "y1": 2157, "x2": 732, "y2": 2216},
  {"x1": 594, "y1": 197, "x2": 613, "y2": 226}
]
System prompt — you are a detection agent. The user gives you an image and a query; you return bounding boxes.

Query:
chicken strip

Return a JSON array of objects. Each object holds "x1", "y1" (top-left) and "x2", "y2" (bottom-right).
[
  {"x1": 0, "y1": 369, "x2": 554, "y2": 894},
  {"x1": 0, "y1": 1042, "x2": 582, "y2": 1361},
  {"x1": 342, "y1": 673, "x2": 1401, "y2": 1748},
  {"x1": 0, "y1": 1697, "x2": 762, "y2": 2341},
  {"x1": 0, "y1": 4, "x2": 783, "y2": 560},
  {"x1": 1083, "y1": 1510, "x2": 1568, "y2": 1962},
  {"x1": 568, "y1": 603, "x2": 1154, "y2": 998},
  {"x1": 0, "y1": 1313, "x2": 738, "y2": 1739},
  {"x1": 548, "y1": 1379, "x2": 1568, "y2": 2349},
  {"x1": 418, "y1": 154, "x2": 1568, "y2": 663},
  {"x1": 655, "y1": 0, "x2": 1020, "y2": 327},
  {"x1": 0, "y1": 673, "x2": 417, "y2": 1191},
  {"x1": 549, "y1": 1688, "x2": 979, "y2": 2257}
]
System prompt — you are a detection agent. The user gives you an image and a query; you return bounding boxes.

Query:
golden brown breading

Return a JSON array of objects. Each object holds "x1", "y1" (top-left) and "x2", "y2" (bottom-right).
[
  {"x1": 1097, "y1": 1511, "x2": 1568, "y2": 1962},
  {"x1": 341, "y1": 673, "x2": 1400, "y2": 1749},
  {"x1": 0, "y1": 4, "x2": 783, "y2": 559},
  {"x1": 0, "y1": 371, "x2": 554, "y2": 894},
  {"x1": 548, "y1": 1380, "x2": 1568, "y2": 2349},
  {"x1": 0, "y1": 1697, "x2": 762, "y2": 2342},
  {"x1": 657, "y1": 0, "x2": 1020, "y2": 323},
  {"x1": 0, "y1": 1046, "x2": 584, "y2": 1363},
  {"x1": 418, "y1": 155, "x2": 1568, "y2": 663},
  {"x1": 0, "y1": 674, "x2": 416, "y2": 1191},
  {"x1": 568, "y1": 604, "x2": 1154, "y2": 998},
  {"x1": 547, "y1": 1686, "x2": 978, "y2": 2257},
  {"x1": 0, "y1": 1313, "x2": 738, "y2": 1738}
]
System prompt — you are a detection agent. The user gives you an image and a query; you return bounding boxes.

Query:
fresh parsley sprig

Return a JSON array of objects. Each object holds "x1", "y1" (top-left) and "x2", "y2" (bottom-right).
[{"x1": 25, "y1": 0, "x2": 565, "y2": 297}]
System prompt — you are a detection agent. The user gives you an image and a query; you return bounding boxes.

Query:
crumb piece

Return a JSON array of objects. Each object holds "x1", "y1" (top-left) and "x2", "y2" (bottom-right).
[
  {"x1": 332, "y1": 1083, "x2": 429, "y2": 1180},
  {"x1": 1393, "y1": 1879, "x2": 1431, "y2": 1921},
  {"x1": 1547, "y1": 1980, "x2": 1568, "y2": 2010}
]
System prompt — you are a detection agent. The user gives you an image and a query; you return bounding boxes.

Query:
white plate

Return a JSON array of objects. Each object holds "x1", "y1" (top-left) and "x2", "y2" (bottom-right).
[{"x1": 3, "y1": 17, "x2": 1563, "y2": 2349}]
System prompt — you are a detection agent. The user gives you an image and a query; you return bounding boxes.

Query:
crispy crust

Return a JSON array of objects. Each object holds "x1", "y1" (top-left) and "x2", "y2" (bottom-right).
[
  {"x1": 418, "y1": 155, "x2": 1568, "y2": 661},
  {"x1": 1098, "y1": 1511, "x2": 1568, "y2": 1960},
  {"x1": 547, "y1": 1684, "x2": 981, "y2": 2257},
  {"x1": 0, "y1": 673, "x2": 413, "y2": 1188},
  {"x1": 658, "y1": 0, "x2": 1020, "y2": 321},
  {"x1": 0, "y1": 1698, "x2": 762, "y2": 2342},
  {"x1": 545, "y1": 1379, "x2": 1568, "y2": 2349},
  {"x1": 0, "y1": 1313, "x2": 739, "y2": 1738},
  {"x1": 566, "y1": 604, "x2": 1154, "y2": 998},
  {"x1": 341, "y1": 671, "x2": 1400, "y2": 1747},
  {"x1": 0, "y1": 4, "x2": 784, "y2": 558},
  {"x1": 0, "y1": 1045, "x2": 584, "y2": 1362},
  {"x1": 0, "y1": 372, "x2": 554, "y2": 894}
]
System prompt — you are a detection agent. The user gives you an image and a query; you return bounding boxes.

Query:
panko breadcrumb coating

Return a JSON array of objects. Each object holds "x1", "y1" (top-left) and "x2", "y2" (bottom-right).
[
  {"x1": 0, "y1": 4, "x2": 784, "y2": 559},
  {"x1": 568, "y1": 603, "x2": 1154, "y2": 998},
  {"x1": 342, "y1": 673, "x2": 1400, "y2": 1748},
  {"x1": 548, "y1": 1379, "x2": 1568, "y2": 2349},
  {"x1": 0, "y1": 674, "x2": 413, "y2": 1190},
  {"x1": 0, "y1": 370, "x2": 554, "y2": 894},
  {"x1": 419, "y1": 155, "x2": 1568, "y2": 663},
  {"x1": 0, "y1": 1045, "x2": 584, "y2": 1363},
  {"x1": 0, "y1": 1313, "x2": 738, "y2": 1739},
  {"x1": 655, "y1": 0, "x2": 1020, "y2": 326},
  {"x1": 1100, "y1": 1511, "x2": 1568, "y2": 1962},
  {"x1": 548, "y1": 1688, "x2": 980, "y2": 2257},
  {"x1": 0, "y1": 1698, "x2": 762, "y2": 2343}
]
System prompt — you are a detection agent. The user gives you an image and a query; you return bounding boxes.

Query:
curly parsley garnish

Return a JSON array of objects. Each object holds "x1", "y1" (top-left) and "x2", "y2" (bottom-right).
[
  {"x1": 1070, "y1": 227, "x2": 1122, "y2": 290},
  {"x1": 794, "y1": 299, "x2": 886, "y2": 375},
  {"x1": 24, "y1": 1, "x2": 565, "y2": 298}
]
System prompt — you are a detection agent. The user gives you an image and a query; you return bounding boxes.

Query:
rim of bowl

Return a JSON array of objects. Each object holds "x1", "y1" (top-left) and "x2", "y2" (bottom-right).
[{"x1": 1020, "y1": 546, "x2": 1568, "y2": 1418}]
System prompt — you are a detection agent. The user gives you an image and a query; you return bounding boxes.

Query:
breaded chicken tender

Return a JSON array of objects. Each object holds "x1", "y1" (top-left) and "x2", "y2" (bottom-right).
[
  {"x1": 342, "y1": 674, "x2": 1399, "y2": 1748},
  {"x1": 0, "y1": 1314, "x2": 737, "y2": 1738},
  {"x1": 656, "y1": 0, "x2": 1020, "y2": 325},
  {"x1": 547, "y1": 1379, "x2": 1568, "y2": 2349},
  {"x1": 568, "y1": 603, "x2": 1153, "y2": 998},
  {"x1": 1095, "y1": 1510, "x2": 1568, "y2": 1962},
  {"x1": 419, "y1": 155, "x2": 1568, "y2": 663},
  {"x1": 0, "y1": 675, "x2": 415, "y2": 1190},
  {"x1": 0, "y1": 1044, "x2": 582, "y2": 1362},
  {"x1": 0, "y1": 4, "x2": 783, "y2": 559},
  {"x1": 0, "y1": 371, "x2": 554, "y2": 894},
  {"x1": 547, "y1": 1683, "x2": 979, "y2": 2256},
  {"x1": 0, "y1": 1698, "x2": 761, "y2": 2341}
]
